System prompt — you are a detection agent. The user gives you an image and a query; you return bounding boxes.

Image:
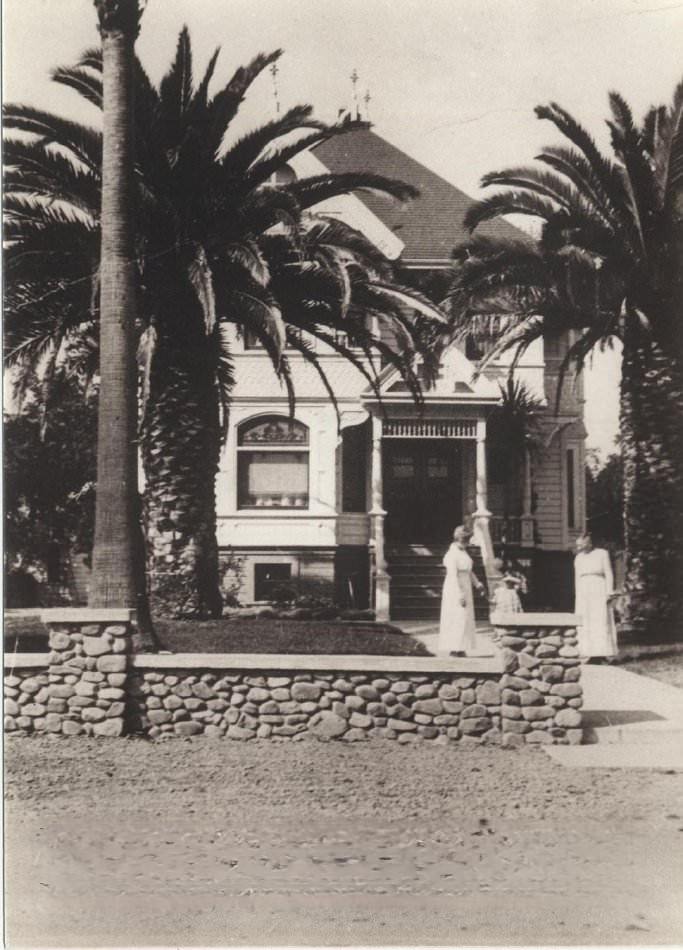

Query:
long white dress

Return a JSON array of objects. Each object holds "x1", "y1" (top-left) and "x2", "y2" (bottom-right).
[
  {"x1": 574, "y1": 547, "x2": 618, "y2": 657},
  {"x1": 438, "y1": 544, "x2": 477, "y2": 655}
]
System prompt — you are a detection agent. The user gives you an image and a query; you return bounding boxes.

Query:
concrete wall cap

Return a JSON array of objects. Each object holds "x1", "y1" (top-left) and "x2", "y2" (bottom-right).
[
  {"x1": 3, "y1": 653, "x2": 51, "y2": 669},
  {"x1": 132, "y1": 653, "x2": 504, "y2": 674},
  {"x1": 40, "y1": 608, "x2": 137, "y2": 624},
  {"x1": 492, "y1": 612, "x2": 578, "y2": 626}
]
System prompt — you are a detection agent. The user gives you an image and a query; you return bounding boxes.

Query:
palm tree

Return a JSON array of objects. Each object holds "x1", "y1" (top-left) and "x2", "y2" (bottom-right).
[
  {"x1": 487, "y1": 377, "x2": 543, "y2": 538},
  {"x1": 444, "y1": 82, "x2": 683, "y2": 634},
  {"x1": 4, "y1": 30, "x2": 444, "y2": 619},
  {"x1": 88, "y1": 0, "x2": 143, "y2": 608}
]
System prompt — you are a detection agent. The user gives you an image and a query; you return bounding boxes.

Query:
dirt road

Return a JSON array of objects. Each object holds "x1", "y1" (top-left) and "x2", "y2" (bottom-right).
[{"x1": 5, "y1": 736, "x2": 683, "y2": 946}]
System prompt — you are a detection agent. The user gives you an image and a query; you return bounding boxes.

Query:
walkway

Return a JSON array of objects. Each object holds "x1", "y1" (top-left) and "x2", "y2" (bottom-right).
[
  {"x1": 547, "y1": 664, "x2": 683, "y2": 770},
  {"x1": 397, "y1": 619, "x2": 683, "y2": 770},
  {"x1": 397, "y1": 619, "x2": 496, "y2": 656}
]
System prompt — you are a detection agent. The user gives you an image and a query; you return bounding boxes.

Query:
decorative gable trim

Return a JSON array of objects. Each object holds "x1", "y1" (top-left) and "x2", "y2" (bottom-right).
[
  {"x1": 288, "y1": 150, "x2": 405, "y2": 260},
  {"x1": 362, "y1": 343, "x2": 500, "y2": 405}
]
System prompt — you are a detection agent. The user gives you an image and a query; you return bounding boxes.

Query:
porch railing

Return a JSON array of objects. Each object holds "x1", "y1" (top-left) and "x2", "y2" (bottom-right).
[{"x1": 490, "y1": 516, "x2": 526, "y2": 546}]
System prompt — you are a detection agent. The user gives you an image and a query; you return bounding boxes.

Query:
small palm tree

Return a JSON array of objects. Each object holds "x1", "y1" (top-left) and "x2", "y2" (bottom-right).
[
  {"x1": 444, "y1": 81, "x2": 683, "y2": 634},
  {"x1": 4, "y1": 30, "x2": 444, "y2": 619},
  {"x1": 487, "y1": 377, "x2": 543, "y2": 530}
]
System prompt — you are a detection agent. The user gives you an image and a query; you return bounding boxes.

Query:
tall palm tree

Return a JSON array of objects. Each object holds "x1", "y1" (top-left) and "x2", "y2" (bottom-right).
[
  {"x1": 444, "y1": 82, "x2": 683, "y2": 634},
  {"x1": 4, "y1": 30, "x2": 444, "y2": 619},
  {"x1": 88, "y1": 0, "x2": 143, "y2": 608}
]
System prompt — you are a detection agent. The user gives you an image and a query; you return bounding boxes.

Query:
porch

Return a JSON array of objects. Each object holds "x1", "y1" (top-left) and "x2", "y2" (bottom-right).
[{"x1": 365, "y1": 410, "x2": 536, "y2": 621}]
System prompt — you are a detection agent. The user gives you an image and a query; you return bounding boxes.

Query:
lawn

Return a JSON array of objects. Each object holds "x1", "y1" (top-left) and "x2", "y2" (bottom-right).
[
  {"x1": 3, "y1": 612, "x2": 431, "y2": 657},
  {"x1": 620, "y1": 652, "x2": 683, "y2": 689}
]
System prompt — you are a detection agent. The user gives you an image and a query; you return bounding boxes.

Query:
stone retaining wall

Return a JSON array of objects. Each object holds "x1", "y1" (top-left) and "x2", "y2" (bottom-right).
[{"x1": 4, "y1": 610, "x2": 583, "y2": 745}]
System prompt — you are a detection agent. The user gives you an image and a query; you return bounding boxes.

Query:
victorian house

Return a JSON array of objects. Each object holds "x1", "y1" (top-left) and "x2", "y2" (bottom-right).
[{"x1": 216, "y1": 127, "x2": 586, "y2": 619}]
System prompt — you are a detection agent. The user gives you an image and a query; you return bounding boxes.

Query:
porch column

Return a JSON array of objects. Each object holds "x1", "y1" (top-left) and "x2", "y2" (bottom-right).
[
  {"x1": 472, "y1": 418, "x2": 495, "y2": 565},
  {"x1": 369, "y1": 414, "x2": 390, "y2": 621},
  {"x1": 520, "y1": 447, "x2": 535, "y2": 546}
]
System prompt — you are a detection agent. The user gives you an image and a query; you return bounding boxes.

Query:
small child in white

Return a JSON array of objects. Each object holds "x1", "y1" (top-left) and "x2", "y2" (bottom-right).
[{"x1": 492, "y1": 573, "x2": 523, "y2": 614}]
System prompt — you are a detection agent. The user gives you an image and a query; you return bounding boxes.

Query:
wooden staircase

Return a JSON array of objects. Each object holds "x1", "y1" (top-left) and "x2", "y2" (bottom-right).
[{"x1": 387, "y1": 544, "x2": 490, "y2": 622}]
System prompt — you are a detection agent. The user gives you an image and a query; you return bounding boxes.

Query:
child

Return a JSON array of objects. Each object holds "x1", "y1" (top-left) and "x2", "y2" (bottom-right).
[{"x1": 492, "y1": 572, "x2": 523, "y2": 614}]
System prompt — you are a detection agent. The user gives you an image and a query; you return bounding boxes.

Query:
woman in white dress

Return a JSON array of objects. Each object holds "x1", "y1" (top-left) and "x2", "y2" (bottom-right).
[
  {"x1": 574, "y1": 533, "x2": 618, "y2": 661},
  {"x1": 438, "y1": 526, "x2": 485, "y2": 656}
]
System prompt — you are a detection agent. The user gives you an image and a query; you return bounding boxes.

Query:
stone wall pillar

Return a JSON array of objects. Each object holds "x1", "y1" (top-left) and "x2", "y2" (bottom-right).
[
  {"x1": 492, "y1": 612, "x2": 583, "y2": 747},
  {"x1": 41, "y1": 609, "x2": 135, "y2": 737}
]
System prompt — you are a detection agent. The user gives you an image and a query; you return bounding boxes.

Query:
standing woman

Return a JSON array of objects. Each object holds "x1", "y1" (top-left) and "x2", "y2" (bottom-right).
[
  {"x1": 438, "y1": 525, "x2": 485, "y2": 656},
  {"x1": 574, "y1": 533, "x2": 618, "y2": 661}
]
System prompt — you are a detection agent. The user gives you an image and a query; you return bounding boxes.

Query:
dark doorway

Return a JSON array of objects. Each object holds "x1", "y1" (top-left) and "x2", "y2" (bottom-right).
[{"x1": 383, "y1": 440, "x2": 462, "y2": 544}]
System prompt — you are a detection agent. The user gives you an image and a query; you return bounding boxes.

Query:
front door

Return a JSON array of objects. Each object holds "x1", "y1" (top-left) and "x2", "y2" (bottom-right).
[{"x1": 383, "y1": 440, "x2": 462, "y2": 544}]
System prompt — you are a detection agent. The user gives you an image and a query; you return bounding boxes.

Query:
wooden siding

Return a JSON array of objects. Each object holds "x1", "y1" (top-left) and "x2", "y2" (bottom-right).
[{"x1": 533, "y1": 430, "x2": 565, "y2": 548}]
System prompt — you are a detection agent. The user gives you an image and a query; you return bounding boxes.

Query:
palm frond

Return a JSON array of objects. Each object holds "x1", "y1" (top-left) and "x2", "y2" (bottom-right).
[
  {"x1": 211, "y1": 324, "x2": 234, "y2": 443},
  {"x1": 2, "y1": 104, "x2": 101, "y2": 175},
  {"x1": 553, "y1": 325, "x2": 605, "y2": 414},
  {"x1": 207, "y1": 49, "x2": 282, "y2": 156},
  {"x1": 285, "y1": 331, "x2": 341, "y2": 425},
  {"x1": 221, "y1": 104, "x2": 324, "y2": 172},
  {"x1": 187, "y1": 246, "x2": 217, "y2": 335},
  {"x1": 137, "y1": 324, "x2": 158, "y2": 422},
  {"x1": 288, "y1": 173, "x2": 418, "y2": 210},
  {"x1": 481, "y1": 166, "x2": 587, "y2": 216},
  {"x1": 51, "y1": 65, "x2": 102, "y2": 110},
  {"x1": 3, "y1": 137, "x2": 100, "y2": 216},
  {"x1": 658, "y1": 76, "x2": 683, "y2": 203},
  {"x1": 224, "y1": 241, "x2": 270, "y2": 286},
  {"x1": 368, "y1": 282, "x2": 448, "y2": 323},
  {"x1": 535, "y1": 101, "x2": 626, "y2": 210},
  {"x1": 190, "y1": 47, "x2": 221, "y2": 114},
  {"x1": 464, "y1": 190, "x2": 561, "y2": 231},
  {"x1": 159, "y1": 26, "x2": 194, "y2": 120}
]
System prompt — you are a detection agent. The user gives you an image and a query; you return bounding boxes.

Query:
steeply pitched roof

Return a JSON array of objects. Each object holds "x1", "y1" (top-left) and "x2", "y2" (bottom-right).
[{"x1": 312, "y1": 126, "x2": 522, "y2": 263}]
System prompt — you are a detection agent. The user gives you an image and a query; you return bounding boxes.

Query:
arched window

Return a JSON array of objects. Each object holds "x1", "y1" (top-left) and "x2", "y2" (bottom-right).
[{"x1": 237, "y1": 416, "x2": 309, "y2": 509}]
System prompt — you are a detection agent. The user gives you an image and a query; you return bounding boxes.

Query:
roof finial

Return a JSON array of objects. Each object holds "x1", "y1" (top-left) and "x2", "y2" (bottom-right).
[
  {"x1": 364, "y1": 88, "x2": 371, "y2": 122},
  {"x1": 270, "y1": 62, "x2": 280, "y2": 115},
  {"x1": 350, "y1": 68, "x2": 360, "y2": 120}
]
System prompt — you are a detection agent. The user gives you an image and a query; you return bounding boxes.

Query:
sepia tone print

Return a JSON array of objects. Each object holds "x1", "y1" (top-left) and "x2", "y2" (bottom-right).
[{"x1": 3, "y1": 0, "x2": 682, "y2": 946}]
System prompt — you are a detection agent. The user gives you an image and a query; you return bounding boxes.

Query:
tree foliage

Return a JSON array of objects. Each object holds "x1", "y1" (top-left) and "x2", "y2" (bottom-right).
[
  {"x1": 4, "y1": 29, "x2": 446, "y2": 617},
  {"x1": 444, "y1": 79, "x2": 683, "y2": 634},
  {"x1": 585, "y1": 451, "x2": 624, "y2": 549},
  {"x1": 4, "y1": 374, "x2": 97, "y2": 575}
]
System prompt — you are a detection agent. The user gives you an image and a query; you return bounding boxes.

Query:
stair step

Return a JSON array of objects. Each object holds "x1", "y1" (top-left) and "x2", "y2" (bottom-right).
[{"x1": 391, "y1": 607, "x2": 442, "y2": 620}]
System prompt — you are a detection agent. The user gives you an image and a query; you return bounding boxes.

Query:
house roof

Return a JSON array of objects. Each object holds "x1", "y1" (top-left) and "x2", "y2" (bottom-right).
[
  {"x1": 312, "y1": 126, "x2": 522, "y2": 263},
  {"x1": 233, "y1": 354, "x2": 370, "y2": 402},
  {"x1": 232, "y1": 343, "x2": 500, "y2": 408}
]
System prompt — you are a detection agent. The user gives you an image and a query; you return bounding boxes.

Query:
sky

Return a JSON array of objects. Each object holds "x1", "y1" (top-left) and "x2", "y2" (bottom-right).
[{"x1": 4, "y1": 0, "x2": 682, "y2": 457}]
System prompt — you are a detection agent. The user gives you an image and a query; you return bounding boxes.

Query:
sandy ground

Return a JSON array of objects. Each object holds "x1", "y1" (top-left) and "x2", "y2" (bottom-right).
[{"x1": 5, "y1": 735, "x2": 683, "y2": 947}]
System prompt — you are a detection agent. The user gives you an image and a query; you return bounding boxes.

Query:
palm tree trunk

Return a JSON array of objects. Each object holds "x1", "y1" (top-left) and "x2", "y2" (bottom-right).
[
  {"x1": 142, "y1": 329, "x2": 223, "y2": 619},
  {"x1": 620, "y1": 324, "x2": 683, "y2": 638},
  {"x1": 89, "y1": 0, "x2": 140, "y2": 608}
]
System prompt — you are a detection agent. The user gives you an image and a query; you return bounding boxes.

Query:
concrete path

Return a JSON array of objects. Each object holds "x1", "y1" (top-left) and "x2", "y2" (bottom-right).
[
  {"x1": 547, "y1": 664, "x2": 683, "y2": 770},
  {"x1": 397, "y1": 620, "x2": 496, "y2": 657},
  {"x1": 398, "y1": 619, "x2": 683, "y2": 770}
]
